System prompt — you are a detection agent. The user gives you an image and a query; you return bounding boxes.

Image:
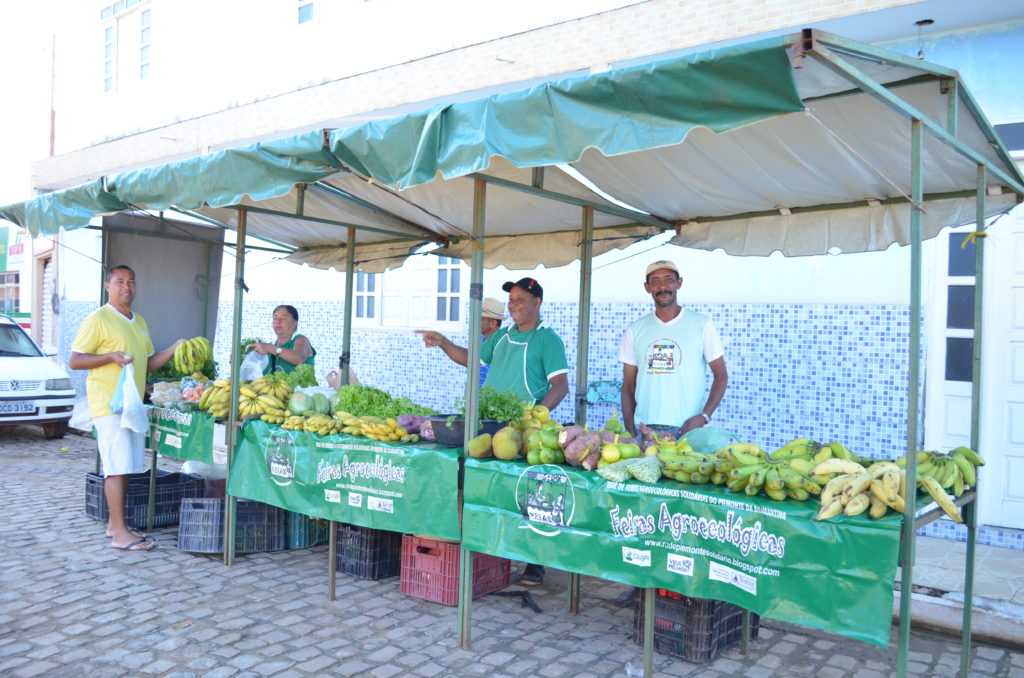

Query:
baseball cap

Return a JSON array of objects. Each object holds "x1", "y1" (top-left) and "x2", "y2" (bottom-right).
[
  {"x1": 645, "y1": 260, "x2": 680, "y2": 278},
  {"x1": 502, "y1": 277, "x2": 543, "y2": 299},
  {"x1": 481, "y1": 297, "x2": 507, "y2": 320}
]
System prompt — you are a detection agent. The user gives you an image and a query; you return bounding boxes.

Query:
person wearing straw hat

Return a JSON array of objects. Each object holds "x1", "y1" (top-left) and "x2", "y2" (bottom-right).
[
  {"x1": 415, "y1": 296, "x2": 509, "y2": 387},
  {"x1": 619, "y1": 260, "x2": 728, "y2": 439}
]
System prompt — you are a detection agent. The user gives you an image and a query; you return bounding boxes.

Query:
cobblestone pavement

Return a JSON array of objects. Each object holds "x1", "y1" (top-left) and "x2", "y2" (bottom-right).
[{"x1": 1, "y1": 425, "x2": 1022, "y2": 678}]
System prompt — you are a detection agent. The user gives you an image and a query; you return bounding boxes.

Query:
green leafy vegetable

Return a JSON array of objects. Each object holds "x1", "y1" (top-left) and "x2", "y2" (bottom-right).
[
  {"x1": 148, "y1": 357, "x2": 218, "y2": 382},
  {"x1": 284, "y1": 363, "x2": 318, "y2": 388},
  {"x1": 451, "y1": 386, "x2": 527, "y2": 425},
  {"x1": 330, "y1": 385, "x2": 436, "y2": 418}
]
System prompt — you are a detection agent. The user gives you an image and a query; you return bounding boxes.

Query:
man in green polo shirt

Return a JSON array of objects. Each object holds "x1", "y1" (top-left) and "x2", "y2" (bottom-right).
[
  {"x1": 418, "y1": 277, "x2": 569, "y2": 585},
  {"x1": 417, "y1": 279, "x2": 569, "y2": 410}
]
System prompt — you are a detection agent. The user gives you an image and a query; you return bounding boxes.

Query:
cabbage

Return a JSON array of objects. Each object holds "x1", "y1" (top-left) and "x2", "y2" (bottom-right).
[
  {"x1": 311, "y1": 393, "x2": 330, "y2": 415},
  {"x1": 288, "y1": 392, "x2": 313, "y2": 416}
]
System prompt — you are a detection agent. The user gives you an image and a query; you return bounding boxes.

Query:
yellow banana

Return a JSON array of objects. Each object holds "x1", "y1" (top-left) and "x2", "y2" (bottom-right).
[
  {"x1": 813, "y1": 459, "x2": 866, "y2": 476},
  {"x1": 919, "y1": 476, "x2": 963, "y2": 523},
  {"x1": 868, "y1": 494, "x2": 888, "y2": 519},
  {"x1": 866, "y1": 461, "x2": 901, "y2": 478},
  {"x1": 841, "y1": 473, "x2": 872, "y2": 506},
  {"x1": 814, "y1": 498, "x2": 844, "y2": 520},
  {"x1": 844, "y1": 492, "x2": 871, "y2": 516},
  {"x1": 821, "y1": 474, "x2": 854, "y2": 506}
]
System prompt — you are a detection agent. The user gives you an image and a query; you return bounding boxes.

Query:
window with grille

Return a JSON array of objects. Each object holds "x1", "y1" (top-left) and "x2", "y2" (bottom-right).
[
  {"x1": 355, "y1": 271, "x2": 378, "y2": 320},
  {"x1": 435, "y1": 256, "x2": 461, "y2": 322},
  {"x1": 100, "y1": 0, "x2": 150, "y2": 92}
]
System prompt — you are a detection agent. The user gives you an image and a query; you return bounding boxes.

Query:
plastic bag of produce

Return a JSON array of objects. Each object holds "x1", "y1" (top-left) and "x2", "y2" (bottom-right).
[
  {"x1": 119, "y1": 363, "x2": 150, "y2": 433},
  {"x1": 240, "y1": 350, "x2": 267, "y2": 381},
  {"x1": 625, "y1": 456, "x2": 662, "y2": 484},
  {"x1": 597, "y1": 460, "x2": 632, "y2": 483},
  {"x1": 684, "y1": 426, "x2": 741, "y2": 455}
]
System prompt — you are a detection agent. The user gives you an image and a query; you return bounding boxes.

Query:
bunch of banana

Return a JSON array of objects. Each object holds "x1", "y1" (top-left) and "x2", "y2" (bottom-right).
[
  {"x1": 198, "y1": 379, "x2": 232, "y2": 419},
  {"x1": 281, "y1": 415, "x2": 308, "y2": 431},
  {"x1": 656, "y1": 437, "x2": 729, "y2": 485},
  {"x1": 813, "y1": 459, "x2": 906, "y2": 520},
  {"x1": 237, "y1": 381, "x2": 291, "y2": 421},
  {"x1": 302, "y1": 413, "x2": 339, "y2": 436},
  {"x1": 250, "y1": 375, "x2": 293, "y2": 403},
  {"x1": 174, "y1": 336, "x2": 213, "y2": 375},
  {"x1": 719, "y1": 440, "x2": 828, "y2": 501},
  {"x1": 332, "y1": 411, "x2": 420, "y2": 443},
  {"x1": 895, "y1": 447, "x2": 985, "y2": 523}
]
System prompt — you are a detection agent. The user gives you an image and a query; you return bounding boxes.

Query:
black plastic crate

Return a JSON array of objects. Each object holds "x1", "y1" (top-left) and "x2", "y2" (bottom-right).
[
  {"x1": 631, "y1": 589, "x2": 759, "y2": 664},
  {"x1": 286, "y1": 511, "x2": 330, "y2": 549},
  {"x1": 177, "y1": 498, "x2": 286, "y2": 554},
  {"x1": 335, "y1": 524, "x2": 402, "y2": 580},
  {"x1": 85, "y1": 470, "x2": 203, "y2": 527}
]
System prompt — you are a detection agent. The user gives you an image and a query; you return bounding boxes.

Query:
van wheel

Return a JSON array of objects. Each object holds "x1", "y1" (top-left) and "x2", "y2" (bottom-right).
[{"x1": 42, "y1": 421, "x2": 69, "y2": 439}]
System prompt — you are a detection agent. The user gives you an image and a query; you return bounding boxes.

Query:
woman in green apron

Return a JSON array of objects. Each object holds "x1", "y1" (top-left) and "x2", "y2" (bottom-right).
[{"x1": 252, "y1": 305, "x2": 316, "y2": 374}]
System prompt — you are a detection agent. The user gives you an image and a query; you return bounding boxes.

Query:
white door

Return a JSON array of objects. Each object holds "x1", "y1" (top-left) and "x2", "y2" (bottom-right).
[
  {"x1": 924, "y1": 204, "x2": 1024, "y2": 529},
  {"x1": 981, "y1": 205, "x2": 1024, "y2": 528}
]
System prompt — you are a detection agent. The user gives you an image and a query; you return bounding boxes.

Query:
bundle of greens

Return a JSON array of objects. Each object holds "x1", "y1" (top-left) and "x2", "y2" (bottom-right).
[
  {"x1": 451, "y1": 386, "x2": 528, "y2": 425},
  {"x1": 329, "y1": 384, "x2": 436, "y2": 418}
]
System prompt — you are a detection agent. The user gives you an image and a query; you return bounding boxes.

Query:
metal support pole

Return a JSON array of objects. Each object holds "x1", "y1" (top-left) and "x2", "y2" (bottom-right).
[
  {"x1": 642, "y1": 587, "x2": 655, "y2": 678},
  {"x1": 897, "y1": 119, "x2": 924, "y2": 678},
  {"x1": 329, "y1": 227, "x2": 357, "y2": 600},
  {"x1": 341, "y1": 227, "x2": 356, "y2": 386},
  {"x1": 568, "y1": 205, "x2": 594, "y2": 615},
  {"x1": 960, "y1": 165, "x2": 986, "y2": 677},
  {"x1": 223, "y1": 209, "x2": 247, "y2": 566},
  {"x1": 458, "y1": 178, "x2": 487, "y2": 649}
]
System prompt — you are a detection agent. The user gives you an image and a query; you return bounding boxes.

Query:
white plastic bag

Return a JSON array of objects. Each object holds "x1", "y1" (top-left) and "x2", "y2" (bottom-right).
[
  {"x1": 240, "y1": 350, "x2": 268, "y2": 381},
  {"x1": 120, "y1": 362, "x2": 150, "y2": 433}
]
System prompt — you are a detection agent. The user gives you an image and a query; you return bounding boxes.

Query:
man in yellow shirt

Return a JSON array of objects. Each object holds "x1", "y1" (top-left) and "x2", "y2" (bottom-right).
[{"x1": 70, "y1": 265, "x2": 182, "y2": 551}]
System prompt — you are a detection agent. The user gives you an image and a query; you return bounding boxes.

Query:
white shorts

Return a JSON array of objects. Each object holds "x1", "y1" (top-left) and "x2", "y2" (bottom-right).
[{"x1": 94, "y1": 414, "x2": 146, "y2": 477}]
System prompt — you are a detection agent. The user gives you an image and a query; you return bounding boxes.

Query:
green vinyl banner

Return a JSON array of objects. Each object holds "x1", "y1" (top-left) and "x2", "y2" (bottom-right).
[
  {"x1": 146, "y1": 406, "x2": 217, "y2": 463},
  {"x1": 228, "y1": 420, "x2": 460, "y2": 540},
  {"x1": 462, "y1": 459, "x2": 901, "y2": 647}
]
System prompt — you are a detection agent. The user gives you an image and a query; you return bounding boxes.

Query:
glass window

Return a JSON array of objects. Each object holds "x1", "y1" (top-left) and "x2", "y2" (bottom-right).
[
  {"x1": 436, "y1": 298, "x2": 446, "y2": 321},
  {"x1": 449, "y1": 297, "x2": 459, "y2": 322},
  {"x1": 298, "y1": 1, "x2": 314, "y2": 24},
  {"x1": 945, "y1": 337, "x2": 973, "y2": 382},
  {"x1": 946, "y1": 285, "x2": 974, "y2": 330},
  {"x1": 141, "y1": 8, "x2": 150, "y2": 24},
  {"x1": 434, "y1": 257, "x2": 463, "y2": 322},
  {"x1": 354, "y1": 271, "x2": 378, "y2": 320},
  {"x1": 437, "y1": 269, "x2": 447, "y2": 293},
  {"x1": 948, "y1": 232, "x2": 977, "y2": 276},
  {"x1": 450, "y1": 268, "x2": 460, "y2": 292},
  {"x1": 0, "y1": 272, "x2": 19, "y2": 313},
  {"x1": 140, "y1": 27, "x2": 150, "y2": 43}
]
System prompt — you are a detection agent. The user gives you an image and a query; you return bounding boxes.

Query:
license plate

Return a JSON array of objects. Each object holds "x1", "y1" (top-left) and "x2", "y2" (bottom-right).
[{"x1": 0, "y1": 401, "x2": 35, "y2": 414}]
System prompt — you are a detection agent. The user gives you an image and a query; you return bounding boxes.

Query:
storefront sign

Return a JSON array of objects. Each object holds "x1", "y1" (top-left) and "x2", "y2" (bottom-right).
[
  {"x1": 462, "y1": 458, "x2": 901, "y2": 647},
  {"x1": 229, "y1": 420, "x2": 460, "y2": 539}
]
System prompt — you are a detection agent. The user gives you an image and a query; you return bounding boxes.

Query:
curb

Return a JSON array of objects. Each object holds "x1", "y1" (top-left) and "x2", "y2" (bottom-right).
[{"x1": 893, "y1": 590, "x2": 1024, "y2": 651}]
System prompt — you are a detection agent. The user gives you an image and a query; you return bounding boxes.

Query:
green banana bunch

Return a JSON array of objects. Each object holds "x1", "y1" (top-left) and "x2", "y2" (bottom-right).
[
  {"x1": 174, "y1": 336, "x2": 213, "y2": 375},
  {"x1": 719, "y1": 440, "x2": 827, "y2": 502},
  {"x1": 895, "y1": 447, "x2": 984, "y2": 522}
]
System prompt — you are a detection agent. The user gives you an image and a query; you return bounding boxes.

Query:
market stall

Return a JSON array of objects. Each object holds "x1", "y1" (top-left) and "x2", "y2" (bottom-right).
[
  {"x1": 3, "y1": 28, "x2": 1022, "y2": 678},
  {"x1": 227, "y1": 419, "x2": 460, "y2": 541}
]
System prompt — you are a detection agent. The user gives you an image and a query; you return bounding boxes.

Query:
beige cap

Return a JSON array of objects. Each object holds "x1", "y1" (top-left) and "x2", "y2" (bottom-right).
[
  {"x1": 645, "y1": 259, "x2": 680, "y2": 277},
  {"x1": 482, "y1": 297, "x2": 507, "y2": 320}
]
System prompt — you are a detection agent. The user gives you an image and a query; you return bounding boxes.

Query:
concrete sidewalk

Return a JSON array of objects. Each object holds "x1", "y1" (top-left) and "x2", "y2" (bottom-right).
[{"x1": 1, "y1": 424, "x2": 1022, "y2": 678}]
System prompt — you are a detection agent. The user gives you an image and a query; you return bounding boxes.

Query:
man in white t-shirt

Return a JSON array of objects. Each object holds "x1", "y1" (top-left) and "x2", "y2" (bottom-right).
[{"x1": 618, "y1": 260, "x2": 728, "y2": 439}]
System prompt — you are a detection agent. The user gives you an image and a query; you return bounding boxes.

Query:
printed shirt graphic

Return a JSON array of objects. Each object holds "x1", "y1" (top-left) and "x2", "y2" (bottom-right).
[
  {"x1": 480, "y1": 320, "x2": 569, "y2": 406},
  {"x1": 618, "y1": 309, "x2": 723, "y2": 427},
  {"x1": 72, "y1": 304, "x2": 156, "y2": 418}
]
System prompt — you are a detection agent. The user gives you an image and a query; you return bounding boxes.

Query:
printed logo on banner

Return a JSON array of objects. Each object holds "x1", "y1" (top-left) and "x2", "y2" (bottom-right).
[
  {"x1": 348, "y1": 492, "x2": 363, "y2": 507},
  {"x1": 514, "y1": 465, "x2": 576, "y2": 537},
  {"x1": 667, "y1": 553, "x2": 694, "y2": 577},
  {"x1": 368, "y1": 497, "x2": 393, "y2": 513},
  {"x1": 263, "y1": 431, "x2": 297, "y2": 487},
  {"x1": 622, "y1": 546, "x2": 652, "y2": 567},
  {"x1": 709, "y1": 561, "x2": 757, "y2": 595},
  {"x1": 324, "y1": 489, "x2": 341, "y2": 503}
]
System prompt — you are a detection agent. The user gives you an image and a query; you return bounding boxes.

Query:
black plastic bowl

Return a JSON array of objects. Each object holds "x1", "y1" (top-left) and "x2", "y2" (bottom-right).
[{"x1": 427, "y1": 415, "x2": 505, "y2": 448}]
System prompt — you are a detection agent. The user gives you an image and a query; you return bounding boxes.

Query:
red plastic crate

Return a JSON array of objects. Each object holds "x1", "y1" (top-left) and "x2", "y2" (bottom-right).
[{"x1": 399, "y1": 535, "x2": 510, "y2": 606}]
